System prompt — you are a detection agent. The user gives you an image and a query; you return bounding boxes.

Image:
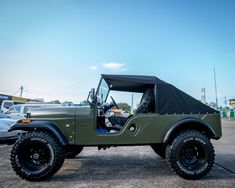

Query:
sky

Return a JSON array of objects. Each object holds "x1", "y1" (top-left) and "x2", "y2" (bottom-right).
[{"x1": 0, "y1": 0, "x2": 234, "y2": 106}]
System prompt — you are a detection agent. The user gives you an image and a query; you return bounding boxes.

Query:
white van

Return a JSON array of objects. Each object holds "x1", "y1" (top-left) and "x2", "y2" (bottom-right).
[{"x1": 4, "y1": 103, "x2": 60, "y2": 120}]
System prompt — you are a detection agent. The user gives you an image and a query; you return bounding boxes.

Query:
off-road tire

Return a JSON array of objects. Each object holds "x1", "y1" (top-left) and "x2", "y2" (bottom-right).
[
  {"x1": 151, "y1": 144, "x2": 166, "y2": 158},
  {"x1": 11, "y1": 131, "x2": 65, "y2": 181},
  {"x1": 166, "y1": 130, "x2": 215, "y2": 180},
  {"x1": 65, "y1": 145, "x2": 84, "y2": 159}
]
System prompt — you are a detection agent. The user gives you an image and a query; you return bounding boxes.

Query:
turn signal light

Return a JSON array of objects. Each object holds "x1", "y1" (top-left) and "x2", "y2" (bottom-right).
[{"x1": 21, "y1": 119, "x2": 31, "y2": 124}]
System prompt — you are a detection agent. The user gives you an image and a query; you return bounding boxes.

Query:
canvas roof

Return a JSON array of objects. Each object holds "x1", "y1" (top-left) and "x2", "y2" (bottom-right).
[
  {"x1": 101, "y1": 74, "x2": 218, "y2": 114},
  {"x1": 102, "y1": 74, "x2": 167, "y2": 92}
]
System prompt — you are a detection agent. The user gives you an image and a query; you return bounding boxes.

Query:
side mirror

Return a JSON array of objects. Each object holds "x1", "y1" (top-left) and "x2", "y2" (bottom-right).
[
  {"x1": 87, "y1": 88, "x2": 96, "y2": 105},
  {"x1": 90, "y1": 88, "x2": 95, "y2": 101}
]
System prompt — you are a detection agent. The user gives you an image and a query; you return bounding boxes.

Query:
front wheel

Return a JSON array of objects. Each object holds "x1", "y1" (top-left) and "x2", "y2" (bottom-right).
[
  {"x1": 11, "y1": 131, "x2": 65, "y2": 181},
  {"x1": 166, "y1": 130, "x2": 215, "y2": 179}
]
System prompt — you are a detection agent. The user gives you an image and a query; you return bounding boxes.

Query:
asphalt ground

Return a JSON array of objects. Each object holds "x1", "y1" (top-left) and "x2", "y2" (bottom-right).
[{"x1": 0, "y1": 119, "x2": 234, "y2": 188}]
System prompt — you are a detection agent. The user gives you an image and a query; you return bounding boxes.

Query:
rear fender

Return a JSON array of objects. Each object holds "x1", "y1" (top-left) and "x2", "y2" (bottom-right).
[{"x1": 163, "y1": 118, "x2": 217, "y2": 143}]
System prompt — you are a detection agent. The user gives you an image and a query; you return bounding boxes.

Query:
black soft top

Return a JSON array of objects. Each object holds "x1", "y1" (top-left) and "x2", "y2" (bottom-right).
[{"x1": 102, "y1": 74, "x2": 218, "y2": 115}]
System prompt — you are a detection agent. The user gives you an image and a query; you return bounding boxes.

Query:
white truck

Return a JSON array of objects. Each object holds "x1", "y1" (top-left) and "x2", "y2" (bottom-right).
[
  {"x1": 4, "y1": 103, "x2": 61, "y2": 120},
  {"x1": 0, "y1": 100, "x2": 23, "y2": 113}
]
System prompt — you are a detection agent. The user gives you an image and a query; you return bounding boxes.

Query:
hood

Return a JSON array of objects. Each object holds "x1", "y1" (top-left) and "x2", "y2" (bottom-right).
[{"x1": 28, "y1": 106, "x2": 89, "y2": 119}]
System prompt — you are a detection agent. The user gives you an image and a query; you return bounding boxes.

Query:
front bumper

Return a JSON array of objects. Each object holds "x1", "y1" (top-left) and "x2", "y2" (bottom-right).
[{"x1": 0, "y1": 131, "x2": 22, "y2": 145}]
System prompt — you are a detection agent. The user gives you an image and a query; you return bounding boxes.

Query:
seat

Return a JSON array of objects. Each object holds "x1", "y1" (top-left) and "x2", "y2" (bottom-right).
[
  {"x1": 108, "y1": 88, "x2": 154, "y2": 128},
  {"x1": 135, "y1": 88, "x2": 154, "y2": 114}
]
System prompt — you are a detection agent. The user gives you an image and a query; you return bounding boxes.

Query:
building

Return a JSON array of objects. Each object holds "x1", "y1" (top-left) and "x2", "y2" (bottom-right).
[
  {"x1": 229, "y1": 99, "x2": 235, "y2": 109},
  {"x1": 0, "y1": 93, "x2": 33, "y2": 103},
  {"x1": 0, "y1": 93, "x2": 35, "y2": 112}
]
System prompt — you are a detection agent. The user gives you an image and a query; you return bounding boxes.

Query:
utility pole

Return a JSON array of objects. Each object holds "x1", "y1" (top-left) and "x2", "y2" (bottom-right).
[
  {"x1": 20, "y1": 86, "x2": 24, "y2": 98},
  {"x1": 213, "y1": 67, "x2": 218, "y2": 109},
  {"x1": 224, "y1": 96, "x2": 227, "y2": 107},
  {"x1": 201, "y1": 88, "x2": 206, "y2": 104},
  {"x1": 131, "y1": 94, "x2": 134, "y2": 114}
]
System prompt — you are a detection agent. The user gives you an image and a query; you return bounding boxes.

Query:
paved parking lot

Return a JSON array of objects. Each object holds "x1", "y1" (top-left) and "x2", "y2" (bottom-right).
[{"x1": 0, "y1": 119, "x2": 234, "y2": 188}]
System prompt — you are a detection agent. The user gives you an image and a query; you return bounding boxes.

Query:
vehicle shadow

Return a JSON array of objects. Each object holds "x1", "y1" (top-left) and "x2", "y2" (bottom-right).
[
  {"x1": 51, "y1": 155, "x2": 171, "y2": 182},
  {"x1": 49, "y1": 154, "x2": 234, "y2": 183},
  {"x1": 214, "y1": 153, "x2": 235, "y2": 174}
]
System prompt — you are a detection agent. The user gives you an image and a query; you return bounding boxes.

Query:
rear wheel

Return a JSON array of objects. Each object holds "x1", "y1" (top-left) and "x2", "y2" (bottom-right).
[
  {"x1": 166, "y1": 130, "x2": 215, "y2": 179},
  {"x1": 151, "y1": 144, "x2": 166, "y2": 158},
  {"x1": 65, "y1": 145, "x2": 84, "y2": 159},
  {"x1": 11, "y1": 131, "x2": 65, "y2": 181}
]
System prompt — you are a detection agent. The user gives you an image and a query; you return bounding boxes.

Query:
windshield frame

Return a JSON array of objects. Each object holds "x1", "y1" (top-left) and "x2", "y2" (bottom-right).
[{"x1": 96, "y1": 78, "x2": 110, "y2": 102}]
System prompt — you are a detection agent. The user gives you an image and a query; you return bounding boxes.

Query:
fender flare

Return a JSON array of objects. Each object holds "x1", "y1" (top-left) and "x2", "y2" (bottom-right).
[
  {"x1": 9, "y1": 121, "x2": 69, "y2": 146},
  {"x1": 163, "y1": 118, "x2": 217, "y2": 143}
]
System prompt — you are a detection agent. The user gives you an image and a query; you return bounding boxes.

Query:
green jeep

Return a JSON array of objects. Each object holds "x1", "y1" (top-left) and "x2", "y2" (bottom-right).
[{"x1": 9, "y1": 74, "x2": 222, "y2": 181}]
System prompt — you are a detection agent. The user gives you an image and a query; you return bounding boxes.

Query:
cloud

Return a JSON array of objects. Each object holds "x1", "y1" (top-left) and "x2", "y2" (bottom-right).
[
  {"x1": 71, "y1": 81, "x2": 77, "y2": 85},
  {"x1": 88, "y1": 65, "x2": 98, "y2": 70},
  {"x1": 102, "y1": 62, "x2": 126, "y2": 71}
]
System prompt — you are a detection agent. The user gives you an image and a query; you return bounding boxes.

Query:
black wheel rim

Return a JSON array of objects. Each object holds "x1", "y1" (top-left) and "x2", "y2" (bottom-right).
[
  {"x1": 20, "y1": 141, "x2": 51, "y2": 172},
  {"x1": 179, "y1": 142, "x2": 206, "y2": 171}
]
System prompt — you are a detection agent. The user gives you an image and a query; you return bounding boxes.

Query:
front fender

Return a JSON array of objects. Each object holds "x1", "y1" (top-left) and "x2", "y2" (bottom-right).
[{"x1": 9, "y1": 121, "x2": 69, "y2": 146}]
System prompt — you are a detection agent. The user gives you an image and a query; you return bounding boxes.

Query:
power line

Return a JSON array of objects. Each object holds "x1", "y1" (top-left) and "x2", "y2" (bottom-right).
[{"x1": 12, "y1": 90, "x2": 20, "y2": 96}]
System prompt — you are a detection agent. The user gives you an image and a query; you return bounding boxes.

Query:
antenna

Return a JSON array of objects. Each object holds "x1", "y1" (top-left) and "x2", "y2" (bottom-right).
[{"x1": 213, "y1": 67, "x2": 218, "y2": 109}]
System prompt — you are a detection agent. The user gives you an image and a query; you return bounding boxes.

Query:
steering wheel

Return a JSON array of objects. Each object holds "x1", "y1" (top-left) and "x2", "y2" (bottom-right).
[{"x1": 110, "y1": 96, "x2": 119, "y2": 109}]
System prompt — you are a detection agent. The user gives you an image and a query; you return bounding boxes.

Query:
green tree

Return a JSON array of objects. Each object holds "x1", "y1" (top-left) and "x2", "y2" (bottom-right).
[
  {"x1": 80, "y1": 100, "x2": 89, "y2": 105},
  {"x1": 50, "y1": 100, "x2": 61, "y2": 104},
  {"x1": 117, "y1": 102, "x2": 131, "y2": 113},
  {"x1": 63, "y1": 101, "x2": 73, "y2": 105}
]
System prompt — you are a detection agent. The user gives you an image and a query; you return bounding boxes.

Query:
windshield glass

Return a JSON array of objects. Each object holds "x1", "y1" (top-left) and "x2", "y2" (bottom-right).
[
  {"x1": 8, "y1": 105, "x2": 21, "y2": 113},
  {"x1": 97, "y1": 78, "x2": 109, "y2": 102}
]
